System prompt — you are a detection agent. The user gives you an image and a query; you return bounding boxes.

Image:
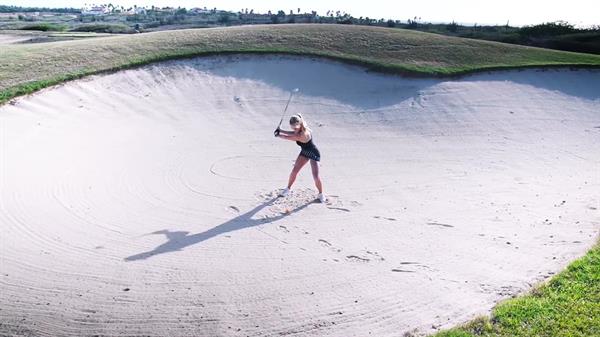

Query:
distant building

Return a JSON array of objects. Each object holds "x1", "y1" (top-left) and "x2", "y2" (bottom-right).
[
  {"x1": 82, "y1": 5, "x2": 109, "y2": 15},
  {"x1": 154, "y1": 7, "x2": 176, "y2": 13},
  {"x1": 126, "y1": 7, "x2": 146, "y2": 15},
  {"x1": 190, "y1": 7, "x2": 211, "y2": 14}
]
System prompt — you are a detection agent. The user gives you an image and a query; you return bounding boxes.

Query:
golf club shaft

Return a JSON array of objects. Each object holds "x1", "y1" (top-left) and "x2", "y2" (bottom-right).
[{"x1": 278, "y1": 90, "x2": 296, "y2": 128}]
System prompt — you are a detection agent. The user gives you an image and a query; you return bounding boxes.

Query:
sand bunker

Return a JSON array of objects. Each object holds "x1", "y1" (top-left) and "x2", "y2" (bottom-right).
[
  {"x1": 1, "y1": 55, "x2": 598, "y2": 336},
  {"x1": 0, "y1": 34, "x2": 32, "y2": 44}
]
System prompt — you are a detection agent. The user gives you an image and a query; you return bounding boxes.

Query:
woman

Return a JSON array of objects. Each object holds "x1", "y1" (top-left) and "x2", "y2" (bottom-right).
[{"x1": 274, "y1": 113, "x2": 326, "y2": 203}]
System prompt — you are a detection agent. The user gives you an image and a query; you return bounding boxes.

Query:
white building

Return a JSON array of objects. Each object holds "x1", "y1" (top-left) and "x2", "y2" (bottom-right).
[
  {"x1": 127, "y1": 7, "x2": 147, "y2": 15},
  {"x1": 190, "y1": 7, "x2": 211, "y2": 14},
  {"x1": 82, "y1": 5, "x2": 109, "y2": 15}
]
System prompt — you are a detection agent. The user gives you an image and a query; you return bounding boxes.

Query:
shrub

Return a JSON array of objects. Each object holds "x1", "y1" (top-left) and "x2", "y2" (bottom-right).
[
  {"x1": 21, "y1": 23, "x2": 68, "y2": 31},
  {"x1": 520, "y1": 21, "x2": 577, "y2": 38},
  {"x1": 143, "y1": 21, "x2": 160, "y2": 29},
  {"x1": 71, "y1": 23, "x2": 133, "y2": 34},
  {"x1": 218, "y1": 13, "x2": 230, "y2": 24},
  {"x1": 447, "y1": 21, "x2": 458, "y2": 33}
]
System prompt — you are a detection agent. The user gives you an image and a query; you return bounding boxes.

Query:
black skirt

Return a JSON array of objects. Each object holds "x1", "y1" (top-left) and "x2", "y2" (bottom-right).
[
  {"x1": 297, "y1": 138, "x2": 321, "y2": 162},
  {"x1": 300, "y1": 148, "x2": 321, "y2": 162}
]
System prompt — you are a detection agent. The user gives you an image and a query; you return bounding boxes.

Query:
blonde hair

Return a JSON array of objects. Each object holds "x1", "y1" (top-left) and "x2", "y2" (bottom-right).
[{"x1": 289, "y1": 113, "x2": 310, "y2": 133}]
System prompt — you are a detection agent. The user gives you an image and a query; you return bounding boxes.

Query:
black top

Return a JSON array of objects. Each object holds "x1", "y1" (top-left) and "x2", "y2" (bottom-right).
[
  {"x1": 296, "y1": 135, "x2": 321, "y2": 161},
  {"x1": 296, "y1": 137, "x2": 316, "y2": 150}
]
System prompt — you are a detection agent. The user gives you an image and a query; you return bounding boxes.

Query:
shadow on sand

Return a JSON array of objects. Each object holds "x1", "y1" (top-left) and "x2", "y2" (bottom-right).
[
  {"x1": 124, "y1": 197, "x2": 315, "y2": 262},
  {"x1": 162, "y1": 55, "x2": 600, "y2": 104},
  {"x1": 161, "y1": 54, "x2": 436, "y2": 110}
]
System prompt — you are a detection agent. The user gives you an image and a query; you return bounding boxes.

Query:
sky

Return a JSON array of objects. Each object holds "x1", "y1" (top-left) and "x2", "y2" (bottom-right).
[{"x1": 2, "y1": 0, "x2": 598, "y2": 27}]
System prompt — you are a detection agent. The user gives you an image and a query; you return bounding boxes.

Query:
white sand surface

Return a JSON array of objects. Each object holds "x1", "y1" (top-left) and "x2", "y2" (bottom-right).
[
  {"x1": 0, "y1": 34, "x2": 32, "y2": 44},
  {"x1": 0, "y1": 55, "x2": 598, "y2": 336}
]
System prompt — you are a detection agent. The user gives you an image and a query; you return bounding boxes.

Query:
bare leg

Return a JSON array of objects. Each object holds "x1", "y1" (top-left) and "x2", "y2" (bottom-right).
[
  {"x1": 310, "y1": 160, "x2": 323, "y2": 194},
  {"x1": 287, "y1": 155, "x2": 309, "y2": 189}
]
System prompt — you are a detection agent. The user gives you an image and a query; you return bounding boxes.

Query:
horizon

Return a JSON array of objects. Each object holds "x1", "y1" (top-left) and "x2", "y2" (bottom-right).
[{"x1": 0, "y1": 0, "x2": 598, "y2": 27}]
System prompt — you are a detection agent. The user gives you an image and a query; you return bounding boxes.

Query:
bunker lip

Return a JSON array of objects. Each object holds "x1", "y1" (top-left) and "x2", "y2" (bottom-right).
[
  {"x1": 3, "y1": 50, "x2": 600, "y2": 107},
  {"x1": 3, "y1": 23, "x2": 600, "y2": 107},
  {"x1": 1, "y1": 55, "x2": 598, "y2": 337}
]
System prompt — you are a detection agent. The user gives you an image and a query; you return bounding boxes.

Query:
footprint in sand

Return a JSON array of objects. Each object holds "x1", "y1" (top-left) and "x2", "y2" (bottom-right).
[
  {"x1": 365, "y1": 250, "x2": 385, "y2": 261},
  {"x1": 374, "y1": 216, "x2": 397, "y2": 221},
  {"x1": 318, "y1": 239, "x2": 342, "y2": 253},
  {"x1": 391, "y1": 262, "x2": 434, "y2": 273},
  {"x1": 328, "y1": 207, "x2": 351, "y2": 212},
  {"x1": 346, "y1": 255, "x2": 370, "y2": 263},
  {"x1": 553, "y1": 200, "x2": 566, "y2": 207},
  {"x1": 427, "y1": 222, "x2": 454, "y2": 228}
]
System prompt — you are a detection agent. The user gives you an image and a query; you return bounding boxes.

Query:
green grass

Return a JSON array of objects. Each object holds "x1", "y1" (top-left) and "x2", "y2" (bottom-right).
[
  {"x1": 70, "y1": 23, "x2": 134, "y2": 34},
  {"x1": 433, "y1": 240, "x2": 600, "y2": 337},
  {"x1": 1, "y1": 24, "x2": 600, "y2": 105},
  {"x1": 21, "y1": 22, "x2": 68, "y2": 32}
]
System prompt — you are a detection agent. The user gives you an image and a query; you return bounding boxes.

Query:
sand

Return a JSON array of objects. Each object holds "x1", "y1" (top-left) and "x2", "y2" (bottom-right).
[
  {"x1": 0, "y1": 33, "x2": 32, "y2": 44},
  {"x1": 0, "y1": 55, "x2": 598, "y2": 337}
]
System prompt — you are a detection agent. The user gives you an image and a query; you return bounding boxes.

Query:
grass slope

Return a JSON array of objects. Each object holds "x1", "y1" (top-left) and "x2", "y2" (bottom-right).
[
  {"x1": 1, "y1": 24, "x2": 600, "y2": 104},
  {"x1": 434, "y1": 240, "x2": 600, "y2": 337}
]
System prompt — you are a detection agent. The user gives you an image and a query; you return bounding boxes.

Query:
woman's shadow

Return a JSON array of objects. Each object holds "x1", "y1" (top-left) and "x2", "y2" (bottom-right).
[{"x1": 124, "y1": 196, "x2": 314, "y2": 262}]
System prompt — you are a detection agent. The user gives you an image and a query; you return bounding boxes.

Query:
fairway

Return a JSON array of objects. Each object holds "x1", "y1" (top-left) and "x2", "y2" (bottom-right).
[{"x1": 1, "y1": 55, "x2": 598, "y2": 336}]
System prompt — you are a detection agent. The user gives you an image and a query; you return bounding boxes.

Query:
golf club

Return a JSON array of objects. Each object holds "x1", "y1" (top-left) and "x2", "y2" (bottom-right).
[{"x1": 277, "y1": 88, "x2": 300, "y2": 129}]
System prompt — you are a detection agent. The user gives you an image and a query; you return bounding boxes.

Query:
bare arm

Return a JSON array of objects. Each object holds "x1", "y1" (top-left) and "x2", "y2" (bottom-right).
[
  {"x1": 278, "y1": 129, "x2": 295, "y2": 135},
  {"x1": 278, "y1": 130, "x2": 310, "y2": 142}
]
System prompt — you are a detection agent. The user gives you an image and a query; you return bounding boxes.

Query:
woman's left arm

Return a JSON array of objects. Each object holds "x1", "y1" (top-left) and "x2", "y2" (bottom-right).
[
  {"x1": 278, "y1": 131, "x2": 310, "y2": 142},
  {"x1": 278, "y1": 133, "x2": 302, "y2": 141}
]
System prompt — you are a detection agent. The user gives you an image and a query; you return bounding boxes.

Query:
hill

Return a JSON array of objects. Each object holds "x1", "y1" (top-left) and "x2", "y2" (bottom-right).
[{"x1": 1, "y1": 24, "x2": 600, "y2": 104}]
